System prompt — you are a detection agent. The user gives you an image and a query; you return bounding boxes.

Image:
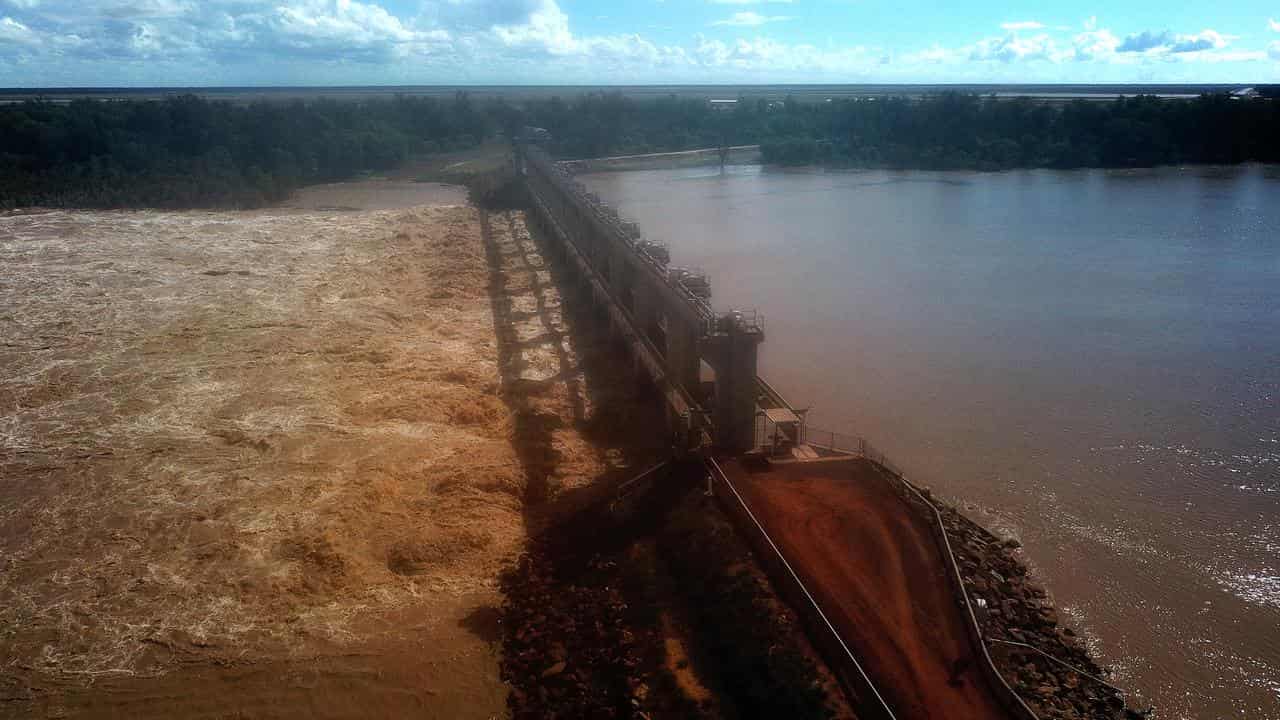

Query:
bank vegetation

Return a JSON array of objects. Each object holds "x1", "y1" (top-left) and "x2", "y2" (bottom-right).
[{"x1": 4, "y1": 90, "x2": 1279, "y2": 209}]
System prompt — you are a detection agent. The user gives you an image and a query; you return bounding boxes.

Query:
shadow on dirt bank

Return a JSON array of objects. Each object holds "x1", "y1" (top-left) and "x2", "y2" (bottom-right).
[{"x1": 477, "y1": 196, "x2": 670, "y2": 527}]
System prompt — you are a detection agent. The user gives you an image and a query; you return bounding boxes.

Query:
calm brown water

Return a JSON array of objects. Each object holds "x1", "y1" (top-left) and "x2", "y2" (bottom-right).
[{"x1": 583, "y1": 164, "x2": 1280, "y2": 719}]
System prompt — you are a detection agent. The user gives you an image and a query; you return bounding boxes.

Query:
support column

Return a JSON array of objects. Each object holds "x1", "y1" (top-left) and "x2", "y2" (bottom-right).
[
  {"x1": 702, "y1": 318, "x2": 764, "y2": 453},
  {"x1": 667, "y1": 320, "x2": 702, "y2": 400}
]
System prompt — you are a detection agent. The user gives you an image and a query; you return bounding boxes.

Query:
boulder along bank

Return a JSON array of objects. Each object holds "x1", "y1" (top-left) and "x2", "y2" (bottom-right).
[{"x1": 923, "y1": 494, "x2": 1150, "y2": 719}]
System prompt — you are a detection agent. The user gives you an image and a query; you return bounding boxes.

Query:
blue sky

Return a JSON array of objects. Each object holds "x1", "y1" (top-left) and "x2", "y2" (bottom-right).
[{"x1": 2, "y1": 0, "x2": 1279, "y2": 86}]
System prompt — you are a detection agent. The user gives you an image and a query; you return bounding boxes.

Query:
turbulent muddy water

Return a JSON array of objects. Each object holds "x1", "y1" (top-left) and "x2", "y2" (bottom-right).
[
  {"x1": 583, "y1": 164, "x2": 1280, "y2": 719},
  {"x1": 0, "y1": 183, "x2": 529, "y2": 718}
]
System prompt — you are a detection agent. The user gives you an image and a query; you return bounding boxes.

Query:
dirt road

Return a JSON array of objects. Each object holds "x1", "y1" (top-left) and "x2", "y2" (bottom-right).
[{"x1": 731, "y1": 457, "x2": 1012, "y2": 720}]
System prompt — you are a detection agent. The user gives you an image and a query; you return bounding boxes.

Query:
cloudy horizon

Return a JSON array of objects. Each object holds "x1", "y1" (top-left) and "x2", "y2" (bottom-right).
[{"x1": 1, "y1": 0, "x2": 1279, "y2": 87}]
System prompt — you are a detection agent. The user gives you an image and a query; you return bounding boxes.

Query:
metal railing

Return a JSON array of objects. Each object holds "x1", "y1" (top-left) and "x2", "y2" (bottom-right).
[
  {"x1": 708, "y1": 308, "x2": 764, "y2": 335},
  {"x1": 802, "y1": 427, "x2": 865, "y2": 456},
  {"x1": 523, "y1": 145, "x2": 764, "y2": 331},
  {"x1": 805, "y1": 429, "x2": 908, "y2": 478}
]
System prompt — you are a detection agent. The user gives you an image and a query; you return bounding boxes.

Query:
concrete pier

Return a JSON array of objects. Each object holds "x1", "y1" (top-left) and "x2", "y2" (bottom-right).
[{"x1": 702, "y1": 315, "x2": 764, "y2": 452}]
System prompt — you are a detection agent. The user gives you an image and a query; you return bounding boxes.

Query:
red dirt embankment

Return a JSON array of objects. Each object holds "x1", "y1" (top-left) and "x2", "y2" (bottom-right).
[{"x1": 731, "y1": 457, "x2": 1012, "y2": 720}]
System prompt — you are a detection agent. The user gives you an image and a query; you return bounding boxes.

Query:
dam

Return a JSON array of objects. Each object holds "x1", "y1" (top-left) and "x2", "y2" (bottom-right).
[
  {"x1": 511, "y1": 138, "x2": 1106, "y2": 720},
  {"x1": 520, "y1": 142, "x2": 765, "y2": 454}
]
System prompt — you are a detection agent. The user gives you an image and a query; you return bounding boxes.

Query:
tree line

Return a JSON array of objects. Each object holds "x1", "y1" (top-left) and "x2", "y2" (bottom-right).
[
  {"x1": 520, "y1": 91, "x2": 1280, "y2": 170},
  {"x1": 3, "y1": 90, "x2": 1278, "y2": 209},
  {"x1": 759, "y1": 92, "x2": 1280, "y2": 169},
  {"x1": 0, "y1": 93, "x2": 494, "y2": 209}
]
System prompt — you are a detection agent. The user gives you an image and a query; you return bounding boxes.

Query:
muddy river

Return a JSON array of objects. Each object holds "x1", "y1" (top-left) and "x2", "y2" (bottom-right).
[{"x1": 583, "y1": 163, "x2": 1280, "y2": 719}]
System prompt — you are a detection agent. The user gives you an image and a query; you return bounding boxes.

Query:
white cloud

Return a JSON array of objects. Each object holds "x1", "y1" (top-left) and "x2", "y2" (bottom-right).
[
  {"x1": 935, "y1": 22, "x2": 1251, "y2": 67},
  {"x1": 711, "y1": 11, "x2": 791, "y2": 27},
  {"x1": 0, "y1": 0, "x2": 1276, "y2": 86},
  {"x1": 486, "y1": 0, "x2": 691, "y2": 69},
  {"x1": 193, "y1": 0, "x2": 449, "y2": 62},
  {"x1": 0, "y1": 15, "x2": 36, "y2": 43},
  {"x1": 276, "y1": 1, "x2": 416, "y2": 43},
  {"x1": 1184, "y1": 49, "x2": 1265, "y2": 62},
  {"x1": 491, "y1": 0, "x2": 574, "y2": 54},
  {"x1": 903, "y1": 44, "x2": 956, "y2": 64},
  {"x1": 691, "y1": 34, "x2": 873, "y2": 72},
  {"x1": 1269, "y1": 18, "x2": 1280, "y2": 32},
  {"x1": 1117, "y1": 30, "x2": 1169, "y2": 52},
  {"x1": 969, "y1": 32, "x2": 1055, "y2": 62},
  {"x1": 1069, "y1": 28, "x2": 1119, "y2": 60},
  {"x1": 1115, "y1": 28, "x2": 1233, "y2": 54},
  {"x1": 1169, "y1": 29, "x2": 1231, "y2": 53}
]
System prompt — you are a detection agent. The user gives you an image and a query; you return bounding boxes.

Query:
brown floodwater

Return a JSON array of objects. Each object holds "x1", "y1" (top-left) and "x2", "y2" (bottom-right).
[
  {"x1": 0, "y1": 182, "x2": 517, "y2": 718},
  {"x1": 582, "y1": 163, "x2": 1280, "y2": 719}
]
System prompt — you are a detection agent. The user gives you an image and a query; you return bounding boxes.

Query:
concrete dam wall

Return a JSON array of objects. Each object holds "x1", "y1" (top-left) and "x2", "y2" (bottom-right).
[{"x1": 519, "y1": 143, "x2": 764, "y2": 453}]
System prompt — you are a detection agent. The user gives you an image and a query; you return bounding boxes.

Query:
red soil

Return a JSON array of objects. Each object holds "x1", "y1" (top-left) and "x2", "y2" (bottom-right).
[{"x1": 728, "y1": 457, "x2": 1012, "y2": 720}]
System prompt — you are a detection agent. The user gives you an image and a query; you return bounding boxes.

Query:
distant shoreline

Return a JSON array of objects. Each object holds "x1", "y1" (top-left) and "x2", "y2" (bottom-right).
[
  {"x1": 565, "y1": 146, "x2": 1280, "y2": 176},
  {"x1": 562, "y1": 145, "x2": 761, "y2": 173},
  {"x1": 0, "y1": 82, "x2": 1255, "y2": 106}
]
